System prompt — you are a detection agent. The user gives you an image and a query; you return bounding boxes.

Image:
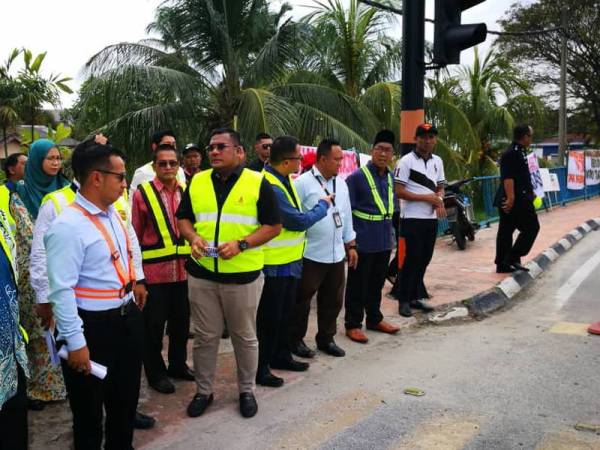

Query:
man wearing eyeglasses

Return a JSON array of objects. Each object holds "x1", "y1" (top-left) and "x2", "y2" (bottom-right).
[
  {"x1": 344, "y1": 130, "x2": 400, "y2": 344},
  {"x1": 129, "y1": 130, "x2": 187, "y2": 198},
  {"x1": 177, "y1": 128, "x2": 281, "y2": 419},
  {"x1": 46, "y1": 143, "x2": 146, "y2": 449},
  {"x1": 248, "y1": 133, "x2": 273, "y2": 172},
  {"x1": 131, "y1": 144, "x2": 193, "y2": 395}
]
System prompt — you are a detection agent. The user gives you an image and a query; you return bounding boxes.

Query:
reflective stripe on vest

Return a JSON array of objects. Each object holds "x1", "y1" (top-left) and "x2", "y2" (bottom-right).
[
  {"x1": 351, "y1": 166, "x2": 394, "y2": 221},
  {"x1": 0, "y1": 209, "x2": 16, "y2": 283},
  {"x1": 138, "y1": 181, "x2": 191, "y2": 263},
  {"x1": 42, "y1": 186, "x2": 130, "y2": 225},
  {"x1": 69, "y1": 203, "x2": 136, "y2": 299},
  {"x1": 41, "y1": 185, "x2": 76, "y2": 214},
  {"x1": 262, "y1": 170, "x2": 305, "y2": 265},
  {"x1": 0, "y1": 184, "x2": 16, "y2": 235},
  {"x1": 189, "y1": 168, "x2": 264, "y2": 273}
]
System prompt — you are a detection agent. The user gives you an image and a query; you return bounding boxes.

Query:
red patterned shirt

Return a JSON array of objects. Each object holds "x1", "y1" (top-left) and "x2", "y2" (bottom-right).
[{"x1": 131, "y1": 178, "x2": 187, "y2": 284}]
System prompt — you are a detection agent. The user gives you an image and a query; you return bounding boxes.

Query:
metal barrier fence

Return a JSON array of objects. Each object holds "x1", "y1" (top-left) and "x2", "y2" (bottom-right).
[{"x1": 472, "y1": 166, "x2": 600, "y2": 226}]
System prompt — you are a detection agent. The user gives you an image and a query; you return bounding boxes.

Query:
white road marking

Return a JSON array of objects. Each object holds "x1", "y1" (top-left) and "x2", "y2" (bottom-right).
[{"x1": 555, "y1": 249, "x2": 600, "y2": 310}]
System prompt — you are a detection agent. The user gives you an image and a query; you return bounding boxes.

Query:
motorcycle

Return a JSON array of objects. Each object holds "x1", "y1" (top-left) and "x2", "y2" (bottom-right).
[{"x1": 443, "y1": 178, "x2": 479, "y2": 250}]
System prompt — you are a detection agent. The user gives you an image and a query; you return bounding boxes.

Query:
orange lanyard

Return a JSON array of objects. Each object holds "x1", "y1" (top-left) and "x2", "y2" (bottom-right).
[{"x1": 70, "y1": 203, "x2": 135, "y2": 291}]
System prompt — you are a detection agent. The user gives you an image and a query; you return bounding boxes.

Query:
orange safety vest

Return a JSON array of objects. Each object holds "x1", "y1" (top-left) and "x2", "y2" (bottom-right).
[{"x1": 70, "y1": 203, "x2": 136, "y2": 300}]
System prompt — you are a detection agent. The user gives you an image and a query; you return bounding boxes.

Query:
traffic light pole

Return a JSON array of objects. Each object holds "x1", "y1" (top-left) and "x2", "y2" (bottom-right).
[{"x1": 400, "y1": 0, "x2": 425, "y2": 156}]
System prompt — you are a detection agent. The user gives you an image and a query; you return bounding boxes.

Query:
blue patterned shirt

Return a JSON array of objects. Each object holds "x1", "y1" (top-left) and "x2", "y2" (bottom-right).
[{"x1": 0, "y1": 241, "x2": 28, "y2": 409}]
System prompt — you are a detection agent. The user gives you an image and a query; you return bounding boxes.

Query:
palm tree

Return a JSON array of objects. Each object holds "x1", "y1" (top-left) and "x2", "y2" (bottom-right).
[
  {"x1": 299, "y1": 0, "x2": 402, "y2": 138},
  {"x1": 0, "y1": 49, "x2": 23, "y2": 158},
  {"x1": 76, "y1": 0, "x2": 398, "y2": 167},
  {"x1": 427, "y1": 48, "x2": 544, "y2": 180},
  {"x1": 18, "y1": 49, "x2": 73, "y2": 140}
]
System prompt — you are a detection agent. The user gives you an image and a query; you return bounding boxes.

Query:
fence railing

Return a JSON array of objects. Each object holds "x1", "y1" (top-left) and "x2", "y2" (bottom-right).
[{"x1": 472, "y1": 166, "x2": 600, "y2": 226}]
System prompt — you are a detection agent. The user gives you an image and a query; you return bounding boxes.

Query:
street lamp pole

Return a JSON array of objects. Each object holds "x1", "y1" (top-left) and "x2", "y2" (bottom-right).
[{"x1": 558, "y1": 6, "x2": 568, "y2": 166}]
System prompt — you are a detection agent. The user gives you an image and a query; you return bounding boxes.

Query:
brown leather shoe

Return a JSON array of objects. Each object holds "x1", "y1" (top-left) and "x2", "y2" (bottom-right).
[
  {"x1": 346, "y1": 328, "x2": 369, "y2": 343},
  {"x1": 367, "y1": 320, "x2": 400, "y2": 334}
]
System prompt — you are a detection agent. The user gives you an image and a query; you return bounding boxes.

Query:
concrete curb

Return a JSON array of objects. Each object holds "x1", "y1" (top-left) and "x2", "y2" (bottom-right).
[
  {"x1": 429, "y1": 217, "x2": 600, "y2": 323},
  {"x1": 457, "y1": 217, "x2": 600, "y2": 319}
]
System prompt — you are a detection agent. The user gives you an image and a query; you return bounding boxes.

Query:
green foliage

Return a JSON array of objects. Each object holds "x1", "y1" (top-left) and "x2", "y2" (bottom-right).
[{"x1": 426, "y1": 48, "x2": 543, "y2": 180}]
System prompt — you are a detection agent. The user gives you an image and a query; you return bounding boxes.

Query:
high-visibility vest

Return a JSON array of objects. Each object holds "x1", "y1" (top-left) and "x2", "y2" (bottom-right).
[
  {"x1": 261, "y1": 170, "x2": 305, "y2": 265},
  {"x1": 0, "y1": 209, "x2": 27, "y2": 344},
  {"x1": 138, "y1": 180, "x2": 191, "y2": 263},
  {"x1": 70, "y1": 203, "x2": 136, "y2": 300},
  {"x1": 0, "y1": 184, "x2": 16, "y2": 235},
  {"x1": 351, "y1": 166, "x2": 394, "y2": 221},
  {"x1": 41, "y1": 185, "x2": 130, "y2": 224},
  {"x1": 189, "y1": 168, "x2": 264, "y2": 273}
]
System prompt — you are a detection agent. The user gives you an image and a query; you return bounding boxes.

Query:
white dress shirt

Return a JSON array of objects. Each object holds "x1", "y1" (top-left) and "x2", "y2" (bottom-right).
[
  {"x1": 30, "y1": 189, "x2": 144, "y2": 304},
  {"x1": 294, "y1": 166, "x2": 356, "y2": 264}
]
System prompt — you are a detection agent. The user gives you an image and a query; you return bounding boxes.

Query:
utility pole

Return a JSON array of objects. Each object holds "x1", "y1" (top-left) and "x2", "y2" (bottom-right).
[
  {"x1": 558, "y1": 6, "x2": 568, "y2": 166},
  {"x1": 400, "y1": 0, "x2": 425, "y2": 156}
]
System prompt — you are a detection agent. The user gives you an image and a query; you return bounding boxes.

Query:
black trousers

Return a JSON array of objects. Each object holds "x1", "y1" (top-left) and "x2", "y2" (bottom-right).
[
  {"x1": 291, "y1": 259, "x2": 346, "y2": 347},
  {"x1": 62, "y1": 303, "x2": 144, "y2": 450},
  {"x1": 0, "y1": 365, "x2": 28, "y2": 450},
  {"x1": 396, "y1": 218, "x2": 438, "y2": 305},
  {"x1": 257, "y1": 276, "x2": 298, "y2": 375},
  {"x1": 345, "y1": 250, "x2": 390, "y2": 329},
  {"x1": 143, "y1": 281, "x2": 189, "y2": 382},
  {"x1": 495, "y1": 199, "x2": 540, "y2": 266}
]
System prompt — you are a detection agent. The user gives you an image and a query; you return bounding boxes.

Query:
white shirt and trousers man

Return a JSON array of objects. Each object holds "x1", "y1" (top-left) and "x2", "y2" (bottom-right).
[{"x1": 394, "y1": 150, "x2": 445, "y2": 309}]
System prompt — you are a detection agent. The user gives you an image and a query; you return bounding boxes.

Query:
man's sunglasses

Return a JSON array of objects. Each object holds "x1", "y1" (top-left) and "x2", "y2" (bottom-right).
[
  {"x1": 261, "y1": 144, "x2": 272, "y2": 150},
  {"x1": 97, "y1": 169, "x2": 127, "y2": 182},
  {"x1": 156, "y1": 160, "x2": 180, "y2": 168},
  {"x1": 205, "y1": 143, "x2": 238, "y2": 152}
]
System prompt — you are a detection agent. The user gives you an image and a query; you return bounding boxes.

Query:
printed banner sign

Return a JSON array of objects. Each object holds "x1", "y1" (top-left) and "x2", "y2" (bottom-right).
[
  {"x1": 527, "y1": 153, "x2": 545, "y2": 199},
  {"x1": 585, "y1": 150, "x2": 600, "y2": 186},
  {"x1": 567, "y1": 151, "x2": 585, "y2": 190},
  {"x1": 298, "y1": 146, "x2": 358, "y2": 179}
]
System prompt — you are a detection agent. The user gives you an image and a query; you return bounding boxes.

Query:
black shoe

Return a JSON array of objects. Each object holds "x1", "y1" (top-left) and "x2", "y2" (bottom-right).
[
  {"x1": 134, "y1": 411, "x2": 156, "y2": 430},
  {"x1": 270, "y1": 358, "x2": 310, "y2": 372},
  {"x1": 167, "y1": 365, "x2": 195, "y2": 381},
  {"x1": 410, "y1": 299, "x2": 434, "y2": 312},
  {"x1": 27, "y1": 399, "x2": 45, "y2": 411},
  {"x1": 510, "y1": 262, "x2": 529, "y2": 272},
  {"x1": 291, "y1": 340, "x2": 316, "y2": 359},
  {"x1": 256, "y1": 372, "x2": 284, "y2": 388},
  {"x1": 239, "y1": 392, "x2": 258, "y2": 418},
  {"x1": 149, "y1": 377, "x2": 176, "y2": 394},
  {"x1": 187, "y1": 393, "x2": 214, "y2": 418},
  {"x1": 222, "y1": 328, "x2": 230, "y2": 339},
  {"x1": 399, "y1": 302, "x2": 413, "y2": 317},
  {"x1": 317, "y1": 341, "x2": 345, "y2": 357},
  {"x1": 496, "y1": 264, "x2": 515, "y2": 273}
]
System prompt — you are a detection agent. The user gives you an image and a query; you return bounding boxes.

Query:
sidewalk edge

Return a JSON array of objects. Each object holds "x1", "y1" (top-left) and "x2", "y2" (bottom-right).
[{"x1": 459, "y1": 218, "x2": 600, "y2": 319}]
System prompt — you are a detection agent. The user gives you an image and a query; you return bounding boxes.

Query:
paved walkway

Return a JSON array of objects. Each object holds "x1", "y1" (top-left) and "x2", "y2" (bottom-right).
[{"x1": 28, "y1": 197, "x2": 600, "y2": 449}]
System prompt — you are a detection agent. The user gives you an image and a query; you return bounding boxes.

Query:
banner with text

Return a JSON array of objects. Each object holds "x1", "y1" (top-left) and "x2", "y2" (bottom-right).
[
  {"x1": 298, "y1": 146, "x2": 358, "y2": 179},
  {"x1": 527, "y1": 153, "x2": 545, "y2": 199},
  {"x1": 567, "y1": 151, "x2": 585, "y2": 190},
  {"x1": 585, "y1": 150, "x2": 600, "y2": 186}
]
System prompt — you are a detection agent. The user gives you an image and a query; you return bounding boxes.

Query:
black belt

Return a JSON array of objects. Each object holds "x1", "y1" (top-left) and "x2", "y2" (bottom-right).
[{"x1": 78, "y1": 300, "x2": 137, "y2": 320}]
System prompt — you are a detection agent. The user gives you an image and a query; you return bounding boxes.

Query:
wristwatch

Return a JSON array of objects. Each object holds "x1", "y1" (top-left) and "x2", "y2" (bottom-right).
[{"x1": 238, "y1": 239, "x2": 249, "y2": 252}]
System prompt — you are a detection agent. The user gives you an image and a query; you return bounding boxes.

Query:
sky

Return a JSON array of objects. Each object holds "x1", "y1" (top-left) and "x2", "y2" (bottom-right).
[{"x1": 0, "y1": 0, "x2": 520, "y2": 108}]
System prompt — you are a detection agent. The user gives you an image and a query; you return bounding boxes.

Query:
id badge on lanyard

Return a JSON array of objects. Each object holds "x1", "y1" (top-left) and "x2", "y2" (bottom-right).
[
  {"x1": 332, "y1": 209, "x2": 343, "y2": 228},
  {"x1": 313, "y1": 170, "x2": 342, "y2": 228}
]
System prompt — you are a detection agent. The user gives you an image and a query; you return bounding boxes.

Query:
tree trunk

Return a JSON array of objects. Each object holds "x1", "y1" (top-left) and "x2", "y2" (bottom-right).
[{"x1": 2, "y1": 124, "x2": 7, "y2": 159}]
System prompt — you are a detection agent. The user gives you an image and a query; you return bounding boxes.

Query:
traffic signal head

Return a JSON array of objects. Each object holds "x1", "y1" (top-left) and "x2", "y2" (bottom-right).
[{"x1": 433, "y1": 0, "x2": 487, "y2": 66}]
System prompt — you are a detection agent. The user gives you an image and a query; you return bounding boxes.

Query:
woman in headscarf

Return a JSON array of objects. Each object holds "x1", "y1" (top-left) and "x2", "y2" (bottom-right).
[{"x1": 11, "y1": 139, "x2": 69, "y2": 410}]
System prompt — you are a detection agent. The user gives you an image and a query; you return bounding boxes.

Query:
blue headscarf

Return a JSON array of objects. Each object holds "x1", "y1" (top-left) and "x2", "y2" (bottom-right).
[{"x1": 16, "y1": 139, "x2": 69, "y2": 219}]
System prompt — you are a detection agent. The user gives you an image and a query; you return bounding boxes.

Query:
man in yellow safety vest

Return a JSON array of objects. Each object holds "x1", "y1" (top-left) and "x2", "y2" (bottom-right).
[
  {"x1": 131, "y1": 144, "x2": 193, "y2": 394},
  {"x1": 177, "y1": 127, "x2": 281, "y2": 419}
]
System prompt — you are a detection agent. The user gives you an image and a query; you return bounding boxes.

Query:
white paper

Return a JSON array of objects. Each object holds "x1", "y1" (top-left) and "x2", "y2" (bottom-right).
[
  {"x1": 57, "y1": 347, "x2": 108, "y2": 380},
  {"x1": 44, "y1": 329, "x2": 60, "y2": 366}
]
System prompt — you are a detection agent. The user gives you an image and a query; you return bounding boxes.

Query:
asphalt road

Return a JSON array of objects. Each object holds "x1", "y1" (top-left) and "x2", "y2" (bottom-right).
[{"x1": 149, "y1": 229, "x2": 600, "y2": 450}]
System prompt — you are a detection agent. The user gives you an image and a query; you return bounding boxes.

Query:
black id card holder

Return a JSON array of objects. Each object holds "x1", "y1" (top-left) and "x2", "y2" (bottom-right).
[{"x1": 332, "y1": 211, "x2": 343, "y2": 228}]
